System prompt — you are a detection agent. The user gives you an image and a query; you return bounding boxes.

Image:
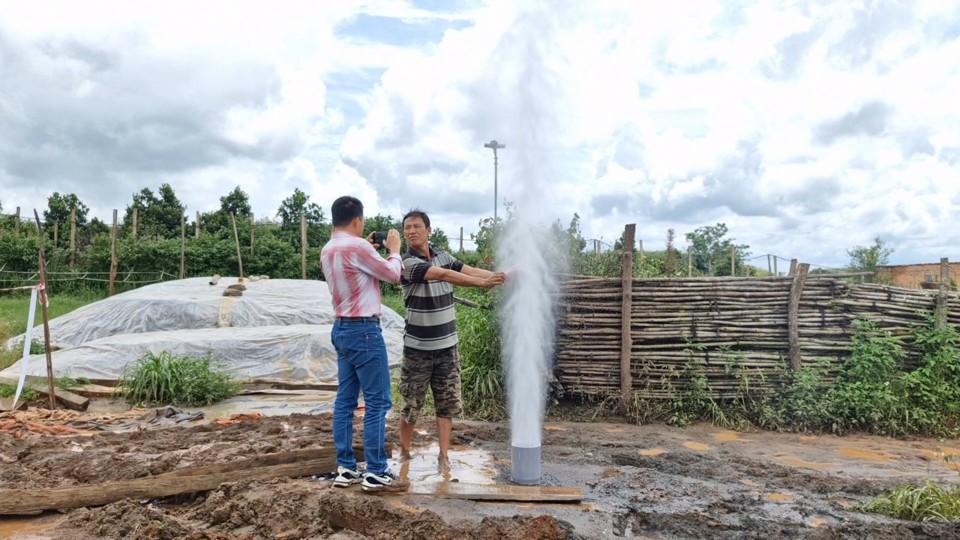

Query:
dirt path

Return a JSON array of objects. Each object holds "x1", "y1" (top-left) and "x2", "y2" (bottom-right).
[{"x1": 2, "y1": 409, "x2": 960, "y2": 539}]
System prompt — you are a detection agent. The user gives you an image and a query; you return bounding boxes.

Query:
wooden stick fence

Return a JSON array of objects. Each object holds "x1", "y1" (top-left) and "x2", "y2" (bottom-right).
[{"x1": 555, "y1": 226, "x2": 958, "y2": 401}]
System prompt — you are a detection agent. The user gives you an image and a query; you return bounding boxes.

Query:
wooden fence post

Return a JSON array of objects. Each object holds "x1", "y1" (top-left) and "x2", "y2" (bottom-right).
[
  {"x1": 789, "y1": 258, "x2": 798, "y2": 276},
  {"x1": 937, "y1": 257, "x2": 949, "y2": 329},
  {"x1": 620, "y1": 224, "x2": 636, "y2": 403},
  {"x1": 131, "y1": 207, "x2": 138, "y2": 239},
  {"x1": 179, "y1": 210, "x2": 186, "y2": 280},
  {"x1": 195, "y1": 211, "x2": 200, "y2": 239},
  {"x1": 108, "y1": 210, "x2": 118, "y2": 296},
  {"x1": 300, "y1": 215, "x2": 308, "y2": 279},
  {"x1": 32, "y1": 210, "x2": 57, "y2": 409},
  {"x1": 230, "y1": 213, "x2": 244, "y2": 281},
  {"x1": 459, "y1": 226, "x2": 464, "y2": 253},
  {"x1": 773, "y1": 257, "x2": 778, "y2": 277},
  {"x1": 788, "y1": 263, "x2": 810, "y2": 370},
  {"x1": 69, "y1": 208, "x2": 77, "y2": 266},
  {"x1": 249, "y1": 212, "x2": 255, "y2": 255},
  {"x1": 730, "y1": 245, "x2": 736, "y2": 276},
  {"x1": 14, "y1": 207, "x2": 20, "y2": 235},
  {"x1": 687, "y1": 246, "x2": 693, "y2": 277}
]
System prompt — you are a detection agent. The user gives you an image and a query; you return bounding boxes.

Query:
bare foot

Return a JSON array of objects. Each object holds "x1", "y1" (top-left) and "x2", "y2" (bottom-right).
[
  {"x1": 400, "y1": 449, "x2": 412, "y2": 461},
  {"x1": 438, "y1": 454, "x2": 451, "y2": 475}
]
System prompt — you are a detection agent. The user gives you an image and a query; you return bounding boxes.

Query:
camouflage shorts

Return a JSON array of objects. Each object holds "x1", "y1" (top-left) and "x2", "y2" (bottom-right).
[{"x1": 398, "y1": 345, "x2": 462, "y2": 424}]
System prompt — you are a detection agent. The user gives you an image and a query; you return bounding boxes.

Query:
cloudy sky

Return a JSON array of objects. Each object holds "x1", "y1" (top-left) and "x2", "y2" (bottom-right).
[{"x1": 1, "y1": 0, "x2": 959, "y2": 267}]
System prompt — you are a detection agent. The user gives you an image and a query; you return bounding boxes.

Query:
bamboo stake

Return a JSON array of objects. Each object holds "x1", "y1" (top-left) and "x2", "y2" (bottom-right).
[
  {"x1": 301, "y1": 214, "x2": 307, "y2": 279},
  {"x1": 69, "y1": 207, "x2": 76, "y2": 266},
  {"x1": 230, "y1": 213, "x2": 244, "y2": 281},
  {"x1": 937, "y1": 257, "x2": 949, "y2": 329},
  {"x1": 32, "y1": 210, "x2": 57, "y2": 410},
  {"x1": 179, "y1": 209, "x2": 186, "y2": 279},
  {"x1": 620, "y1": 224, "x2": 635, "y2": 402},
  {"x1": 108, "y1": 210, "x2": 118, "y2": 296}
]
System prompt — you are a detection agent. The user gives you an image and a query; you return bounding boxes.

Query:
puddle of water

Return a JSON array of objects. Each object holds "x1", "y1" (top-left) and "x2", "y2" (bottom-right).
[
  {"x1": 779, "y1": 457, "x2": 833, "y2": 469},
  {"x1": 398, "y1": 443, "x2": 496, "y2": 486},
  {"x1": 0, "y1": 514, "x2": 61, "y2": 538},
  {"x1": 711, "y1": 430, "x2": 743, "y2": 443},
  {"x1": 638, "y1": 448, "x2": 666, "y2": 456},
  {"x1": 740, "y1": 479, "x2": 760, "y2": 487},
  {"x1": 544, "y1": 424, "x2": 567, "y2": 432},
  {"x1": 918, "y1": 449, "x2": 960, "y2": 470},
  {"x1": 185, "y1": 391, "x2": 336, "y2": 420},
  {"x1": 765, "y1": 492, "x2": 795, "y2": 502},
  {"x1": 682, "y1": 441, "x2": 710, "y2": 452},
  {"x1": 837, "y1": 447, "x2": 894, "y2": 462}
]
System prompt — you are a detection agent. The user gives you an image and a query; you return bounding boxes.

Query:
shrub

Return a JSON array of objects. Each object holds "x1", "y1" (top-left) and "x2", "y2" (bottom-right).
[{"x1": 120, "y1": 351, "x2": 241, "y2": 407}]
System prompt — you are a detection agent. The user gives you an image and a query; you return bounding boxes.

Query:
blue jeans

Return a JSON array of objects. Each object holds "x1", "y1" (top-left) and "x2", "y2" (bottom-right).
[{"x1": 331, "y1": 320, "x2": 392, "y2": 474}]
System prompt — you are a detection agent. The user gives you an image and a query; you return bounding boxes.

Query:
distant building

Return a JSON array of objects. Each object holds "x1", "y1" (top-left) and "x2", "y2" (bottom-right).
[{"x1": 877, "y1": 262, "x2": 960, "y2": 290}]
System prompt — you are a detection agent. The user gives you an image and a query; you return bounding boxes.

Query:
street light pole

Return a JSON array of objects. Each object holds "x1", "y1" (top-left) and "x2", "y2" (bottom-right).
[{"x1": 484, "y1": 140, "x2": 505, "y2": 222}]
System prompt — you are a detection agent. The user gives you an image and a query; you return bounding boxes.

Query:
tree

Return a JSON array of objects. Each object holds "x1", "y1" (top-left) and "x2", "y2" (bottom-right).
[
  {"x1": 219, "y1": 186, "x2": 251, "y2": 216},
  {"x1": 664, "y1": 228, "x2": 680, "y2": 275},
  {"x1": 44, "y1": 192, "x2": 89, "y2": 228},
  {"x1": 847, "y1": 236, "x2": 894, "y2": 276},
  {"x1": 277, "y1": 188, "x2": 327, "y2": 249},
  {"x1": 685, "y1": 223, "x2": 749, "y2": 276},
  {"x1": 429, "y1": 228, "x2": 450, "y2": 252},
  {"x1": 277, "y1": 189, "x2": 324, "y2": 229},
  {"x1": 122, "y1": 183, "x2": 185, "y2": 239}
]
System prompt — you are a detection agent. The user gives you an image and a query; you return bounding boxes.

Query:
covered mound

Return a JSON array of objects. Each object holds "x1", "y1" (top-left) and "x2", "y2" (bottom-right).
[{"x1": 1, "y1": 277, "x2": 405, "y2": 384}]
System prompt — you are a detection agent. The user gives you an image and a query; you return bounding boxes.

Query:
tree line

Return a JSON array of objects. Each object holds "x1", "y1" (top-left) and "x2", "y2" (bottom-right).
[{"x1": 0, "y1": 187, "x2": 888, "y2": 291}]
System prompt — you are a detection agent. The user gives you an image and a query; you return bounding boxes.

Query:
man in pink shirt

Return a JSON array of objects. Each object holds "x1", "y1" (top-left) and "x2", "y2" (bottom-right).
[{"x1": 320, "y1": 195, "x2": 408, "y2": 492}]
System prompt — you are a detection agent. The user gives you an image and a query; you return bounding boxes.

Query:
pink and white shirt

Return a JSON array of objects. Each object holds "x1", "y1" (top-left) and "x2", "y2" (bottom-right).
[{"x1": 320, "y1": 231, "x2": 402, "y2": 317}]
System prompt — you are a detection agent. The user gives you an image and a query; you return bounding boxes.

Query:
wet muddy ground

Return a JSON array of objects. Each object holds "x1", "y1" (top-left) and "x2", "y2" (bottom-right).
[{"x1": 2, "y1": 406, "x2": 960, "y2": 539}]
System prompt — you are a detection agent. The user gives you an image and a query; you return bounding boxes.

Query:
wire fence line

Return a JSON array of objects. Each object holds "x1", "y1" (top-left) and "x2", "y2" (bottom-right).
[{"x1": 0, "y1": 269, "x2": 176, "y2": 293}]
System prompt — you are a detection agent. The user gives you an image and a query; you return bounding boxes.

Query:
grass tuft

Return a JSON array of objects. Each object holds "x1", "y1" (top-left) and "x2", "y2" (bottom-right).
[
  {"x1": 860, "y1": 481, "x2": 960, "y2": 521},
  {"x1": 120, "y1": 351, "x2": 241, "y2": 407}
]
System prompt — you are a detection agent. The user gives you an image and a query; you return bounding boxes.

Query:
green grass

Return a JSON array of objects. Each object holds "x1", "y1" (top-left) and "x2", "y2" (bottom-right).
[
  {"x1": 0, "y1": 383, "x2": 38, "y2": 402},
  {"x1": 0, "y1": 290, "x2": 104, "y2": 370},
  {"x1": 860, "y1": 482, "x2": 960, "y2": 521},
  {"x1": 120, "y1": 351, "x2": 241, "y2": 407},
  {"x1": 381, "y1": 288, "x2": 405, "y2": 317}
]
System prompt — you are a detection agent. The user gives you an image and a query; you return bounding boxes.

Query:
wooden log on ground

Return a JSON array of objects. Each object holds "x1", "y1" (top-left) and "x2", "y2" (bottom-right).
[{"x1": 0, "y1": 445, "x2": 374, "y2": 515}]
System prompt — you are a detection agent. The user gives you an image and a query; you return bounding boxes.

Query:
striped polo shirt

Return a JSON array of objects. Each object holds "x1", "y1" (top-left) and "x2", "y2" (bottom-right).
[{"x1": 401, "y1": 247, "x2": 464, "y2": 351}]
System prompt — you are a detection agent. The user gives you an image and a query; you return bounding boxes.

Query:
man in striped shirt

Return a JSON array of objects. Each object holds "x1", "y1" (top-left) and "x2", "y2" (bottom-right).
[
  {"x1": 398, "y1": 209, "x2": 506, "y2": 474},
  {"x1": 320, "y1": 195, "x2": 408, "y2": 492}
]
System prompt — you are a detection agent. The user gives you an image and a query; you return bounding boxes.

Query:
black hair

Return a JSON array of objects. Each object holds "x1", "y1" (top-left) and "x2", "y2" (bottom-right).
[
  {"x1": 402, "y1": 208, "x2": 431, "y2": 229},
  {"x1": 331, "y1": 196, "x2": 363, "y2": 227}
]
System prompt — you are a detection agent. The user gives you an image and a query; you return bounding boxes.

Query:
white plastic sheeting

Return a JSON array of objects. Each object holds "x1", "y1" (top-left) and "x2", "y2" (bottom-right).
[{"x1": 0, "y1": 278, "x2": 405, "y2": 384}]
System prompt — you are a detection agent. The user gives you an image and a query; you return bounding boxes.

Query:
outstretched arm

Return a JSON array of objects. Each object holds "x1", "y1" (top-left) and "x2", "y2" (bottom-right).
[
  {"x1": 459, "y1": 264, "x2": 497, "y2": 279},
  {"x1": 423, "y1": 266, "x2": 504, "y2": 289}
]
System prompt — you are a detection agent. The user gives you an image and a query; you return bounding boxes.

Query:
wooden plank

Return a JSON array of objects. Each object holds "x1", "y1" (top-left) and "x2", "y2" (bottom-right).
[
  {"x1": 405, "y1": 482, "x2": 582, "y2": 503},
  {"x1": 0, "y1": 446, "x2": 374, "y2": 515},
  {"x1": 620, "y1": 224, "x2": 635, "y2": 403},
  {"x1": 0, "y1": 397, "x2": 28, "y2": 411},
  {"x1": 0, "y1": 375, "x2": 89, "y2": 410}
]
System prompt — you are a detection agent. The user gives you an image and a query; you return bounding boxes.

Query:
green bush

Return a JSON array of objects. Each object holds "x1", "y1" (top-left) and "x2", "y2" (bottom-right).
[
  {"x1": 455, "y1": 288, "x2": 505, "y2": 420},
  {"x1": 120, "y1": 351, "x2": 241, "y2": 407}
]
